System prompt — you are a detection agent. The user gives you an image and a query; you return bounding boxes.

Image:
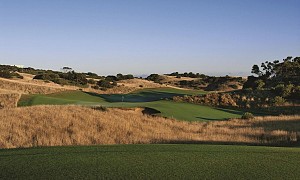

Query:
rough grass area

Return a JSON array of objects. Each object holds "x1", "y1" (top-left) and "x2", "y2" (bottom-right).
[
  {"x1": 0, "y1": 93, "x2": 20, "y2": 108},
  {"x1": 0, "y1": 144, "x2": 299, "y2": 179},
  {"x1": 0, "y1": 105, "x2": 299, "y2": 148},
  {"x1": 0, "y1": 78, "x2": 66, "y2": 94}
]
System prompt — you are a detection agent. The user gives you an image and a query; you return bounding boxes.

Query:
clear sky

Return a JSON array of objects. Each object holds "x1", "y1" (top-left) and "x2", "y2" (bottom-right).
[{"x1": 0, "y1": 0, "x2": 299, "y2": 76}]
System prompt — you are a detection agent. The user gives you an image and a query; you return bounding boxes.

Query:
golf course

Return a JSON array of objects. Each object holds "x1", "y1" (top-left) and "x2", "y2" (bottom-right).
[
  {"x1": 18, "y1": 88, "x2": 244, "y2": 121},
  {"x1": 1, "y1": 0, "x2": 299, "y2": 179}
]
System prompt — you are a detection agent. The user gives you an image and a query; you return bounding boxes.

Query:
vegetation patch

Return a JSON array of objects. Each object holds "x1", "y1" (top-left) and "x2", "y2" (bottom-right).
[
  {"x1": 244, "y1": 56, "x2": 299, "y2": 102},
  {"x1": 0, "y1": 93, "x2": 20, "y2": 108},
  {"x1": 17, "y1": 88, "x2": 243, "y2": 121},
  {"x1": 0, "y1": 144, "x2": 299, "y2": 179},
  {"x1": 0, "y1": 105, "x2": 299, "y2": 148}
]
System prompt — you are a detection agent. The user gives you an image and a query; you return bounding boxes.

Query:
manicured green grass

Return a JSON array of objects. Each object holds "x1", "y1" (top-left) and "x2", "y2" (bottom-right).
[
  {"x1": 0, "y1": 144, "x2": 299, "y2": 179},
  {"x1": 18, "y1": 91, "x2": 106, "y2": 106},
  {"x1": 18, "y1": 88, "x2": 243, "y2": 121},
  {"x1": 97, "y1": 87, "x2": 206, "y2": 102},
  {"x1": 145, "y1": 101, "x2": 242, "y2": 121}
]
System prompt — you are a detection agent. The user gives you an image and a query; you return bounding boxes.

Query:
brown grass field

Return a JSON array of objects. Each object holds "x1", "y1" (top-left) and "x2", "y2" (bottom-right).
[
  {"x1": 0, "y1": 105, "x2": 299, "y2": 148},
  {"x1": 0, "y1": 73, "x2": 167, "y2": 95},
  {"x1": 0, "y1": 93, "x2": 21, "y2": 108},
  {"x1": 0, "y1": 78, "x2": 68, "y2": 94},
  {"x1": 85, "y1": 78, "x2": 167, "y2": 94}
]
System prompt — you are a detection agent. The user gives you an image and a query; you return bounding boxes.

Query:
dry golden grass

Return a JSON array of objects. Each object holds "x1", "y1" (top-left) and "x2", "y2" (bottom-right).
[
  {"x1": 84, "y1": 78, "x2": 167, "y2": 94},
  {"x1": 160, "y1": 75, "x2": 205, "y2": 89},
  {"x1": 118, "y1": 78, "x2": 166, "y2": 88},
  {"x1": 5, "y1": 73, "x2": 182, "y2": 95},
  {"x1": 0, "y1": 78, "x2": 68, "y2": 94},
  {"x1": 0, "y1": 105, "x2": 299, "y2": 148},
  {"x1": 0, "y1": 93, "x2": 21, "y2": 108},
  {"x1": 16, "y1": 72, "x2": 76, "y2": 89},
  {"x1": 4, "y1": 73, "x2": 167, "y2": 94},
  {"x1": 161, "y1": 75, "x2": 199, "y2": 82}
]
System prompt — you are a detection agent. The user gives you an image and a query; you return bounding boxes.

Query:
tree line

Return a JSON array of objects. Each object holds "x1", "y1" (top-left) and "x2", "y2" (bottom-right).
[{"x1": 243, "y1": 56, "x2": 300, "y2": 100}]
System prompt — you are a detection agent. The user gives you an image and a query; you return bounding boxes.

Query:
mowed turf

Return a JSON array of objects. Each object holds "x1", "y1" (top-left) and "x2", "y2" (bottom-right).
[
  {"x1": 145, "y1": 101, "x2": 242, "y2": 121},
  {"x1": 18, "y1": 88, "x2": 243, "y2": 121},
  {"x1": 0, "y1": 144, "x2": 299, "y2": 179},
  {"x1": 18, "y1": 90, "x2": 106, "y2": 106}
]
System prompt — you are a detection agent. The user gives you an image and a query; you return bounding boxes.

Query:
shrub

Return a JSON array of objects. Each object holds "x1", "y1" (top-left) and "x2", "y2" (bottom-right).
[
  {"x1": 291, "y1": 86, "x2": 300, "y2": 99},
  {"x1": 33, "y1": 73, "x2": 59, "y2": 81},
  {"x1": 92, "y1": 85, "x2": 99, "y2": 89},
  {"x1": 97, "y1": 79, "x2": 117, "y2": 89},
  {"x1": 116, "y1": 73, "x2": 134, "y2": 80},
  {"x1": 241, "y1": 112, "x2": 254, "y2": 119},
  {"x1": 52, "y1": 78, "x2": 68, "y2": 86},
  {"x1": 146, "y1": 74, "x2": 163, "y2": 83},
  {"x1": 229, "y1": 84, "x2": 239, "y2": 89},
  {"x1": 105, "y1": 75, "x2": 117, "y2": 81},
  {"x1": 0, "y1": 71, "x2": 12, "y2": 78},
  {"x1": 97, "y1": 80, "x2": 113, "y2": 88},
  {"x1": 87, "y1": 79, "x2": 96, "y2": 84},
  {"x1": 91, "y1": 106, "x2": 107, "y2": 111},
  {"x1": 11, "y1": 73, "x2": 23, "y2": 79},
  {"x1": 273, "y1": 96, "x2": 286, "y2": 106},
  {"x1": 86, "y1": 72, "x2": 99, "y2": 78},
  {"x1": 254, "y1": 80, "x2": 265, "y2": 90}
]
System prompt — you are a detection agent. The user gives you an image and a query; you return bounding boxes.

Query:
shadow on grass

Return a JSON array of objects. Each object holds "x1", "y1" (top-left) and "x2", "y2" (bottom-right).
[
  {"x1": 196, "y1": 117, "x2": 230, "y2": 121},
  {"x1": 214, "y1": 107, "x2": 245, "y2": 116},
  {"x1": 142, "y1": 107, "x2": 161, "y2": 115},
  {"x1": 251, "y1": 119, "x2": 300, "y2": 132},
  {"x1": 162, "y1": 140, "x2": 300, "y2": 147},
  {"x1": 215, "y1": 106, "x2": 300, "y2": 117},
  {"x1": 85, "y1": 91, "x2": 188, "y2": 103}
]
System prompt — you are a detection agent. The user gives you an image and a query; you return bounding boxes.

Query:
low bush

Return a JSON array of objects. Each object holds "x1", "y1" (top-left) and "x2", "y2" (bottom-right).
[
  {"x1": 91, "y1": 106, "x2": 107, "y2": 111},
  {"x1": 241, "y1": 112, "x2": 254, "y2": 119},
  {"x1": 88, "y1": 79, "x2": 96, "y2": 84},
  {"x1": 273, "y1": 96, "x2": 286, "y2": 106},
  {"x1": 92, "y1": 85, "x2": 100, "y2": 89},
  {"x1": 0, "y1": 71, "x2": 12, "y2": 78}
]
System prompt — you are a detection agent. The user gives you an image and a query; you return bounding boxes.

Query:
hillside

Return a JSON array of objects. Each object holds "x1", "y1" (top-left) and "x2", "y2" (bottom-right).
[
  {"x1": 0, "y1": 77, "x2": 70, "y2": 94},
  {"x1": 0, "y1": 72, "x2": 168, "y2": 95},
  {"x1": 85, "y1": 78, "x2": 167, "y2": 94},
  {"x1": 159, "y1": 74, "x2": 245, "y2": 92},
  {"x1": 0, "y1": 105, "x2": 299, "y2": 148}
]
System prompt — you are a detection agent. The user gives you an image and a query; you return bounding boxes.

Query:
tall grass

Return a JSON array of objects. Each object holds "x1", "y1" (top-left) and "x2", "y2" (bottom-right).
[
  {"x1": 0, "y1": 105, "x2": 299, "y2": 148},
  {"x1": 0, "y1": 93, "x2": 20, "y2": 108},
  {"x1": 0, "y1": 76, "x2": 164, "y2": 95},
  {"x1": 0, "y1": 78, "x2": 66, "y2": 94}
]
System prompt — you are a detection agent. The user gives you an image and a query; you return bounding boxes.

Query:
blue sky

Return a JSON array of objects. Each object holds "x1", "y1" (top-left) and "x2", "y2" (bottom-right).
[{"x1": 0, "y1": 0, "x2": 299, "y2": 76}]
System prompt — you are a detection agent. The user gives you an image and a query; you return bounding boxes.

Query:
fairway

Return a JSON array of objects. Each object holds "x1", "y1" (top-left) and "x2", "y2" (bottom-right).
[
  {"x1": 0, "y1": 144, "x2": 299, "y2": 179},
  {"x1": 145, "y1": 101, "x2": 242, "y2": 121},
  {"x1": 18, "y1": 88, "x2": 243, "y2": 121}
]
